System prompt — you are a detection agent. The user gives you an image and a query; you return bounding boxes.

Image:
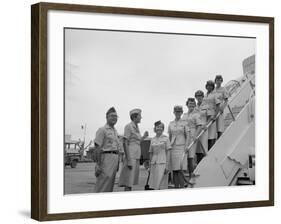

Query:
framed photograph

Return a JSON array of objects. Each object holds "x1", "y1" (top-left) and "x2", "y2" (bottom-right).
[{"x1": 31, "y1": 2, "x2": 274, "y2": 221}]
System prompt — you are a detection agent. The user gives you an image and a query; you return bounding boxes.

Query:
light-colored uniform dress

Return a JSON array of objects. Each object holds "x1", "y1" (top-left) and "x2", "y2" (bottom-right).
[
  {"x1": 148, "y1": 135, "x2": 171, "y2": 190},
  {"x1": 195, "y1": 103, "x2": 208, "y2": 154},
  {"x1": 204, "y1": 91, "x2": 220, "y2": 139},
  {"x1": 182, "y1": 111, "x2": 203, "y2": 158},
  {"x1": 119, "y1": 122, "x2": 142, "y2": 187},
  {"x1": 94, "y1": 124, "x2": 121, "y2": 192},
  {"x1": 214, "y1": 86, "x2": 230, "y2": 133},
  {"x1": 168, "y1": 119, "x2": 190, "y2": 170}
]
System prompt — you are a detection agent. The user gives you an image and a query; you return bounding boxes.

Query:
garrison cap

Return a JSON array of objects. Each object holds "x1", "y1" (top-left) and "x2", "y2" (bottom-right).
[
  {"x1": 129, "y1": 108, "x2": 142, "y2": 116},
  {"x1": 215, "y1": 75, "x2": 223, "y2": 82},
  {"x1": 154, "y1": 120, "x2": 162, "y2": 127},
  {"x1": 173, "y1": 105, "x2": 183, "y2": 112},
  {"x1": 195, "y1": 90, "x2": 204, "y2": 97},
  {"x1": 154, "y1": 120, "x2": 164, "y2": 129},
  {"x1": 106, "y1": 107, "x2": 117, "y2": 116},
  {"x1": 186, "y1": 97, "x2": 196, "y2": 105},
  {"x1": 205, "y1": 80, "x2": 215, "y2": 89}
]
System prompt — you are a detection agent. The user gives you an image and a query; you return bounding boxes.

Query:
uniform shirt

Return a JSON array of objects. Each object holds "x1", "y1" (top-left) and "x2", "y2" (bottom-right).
[
  {"x1": 214, "y1": 86, "x2": 229, "y2": 104},
  {"x1": 182, "y1": 110, "x2": 203, "y2": 132},
  {"x1": 195, "y1": 103, "x2": 208, "y2": 125},
  {"x1": 182, "y1": 110, "x2": 203, "y2": 144},
  {"x1": 204, "y1": 91, "x2": 220, "y2": 116},
  {"x1": 149, "y1": 135, "x2": 171, "y2": 164},
  {"x1": 94, "y1": 124, "x2": 121, "y2": 152},
  {"x1": 124, "y1": 121, "x2": 142, "y2": 159},
  {"x1": 168, "y1": 119, "x2": 189, "y2": 146}
]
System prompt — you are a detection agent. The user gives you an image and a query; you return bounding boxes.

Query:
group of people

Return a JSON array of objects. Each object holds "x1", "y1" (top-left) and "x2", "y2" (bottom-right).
[{"x1": 93, "y1": 75, "x2": 229, "y2": 193}]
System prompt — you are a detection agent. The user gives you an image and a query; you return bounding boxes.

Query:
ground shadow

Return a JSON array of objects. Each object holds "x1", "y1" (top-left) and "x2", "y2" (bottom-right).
[{"x1": 18, "y1": 210, "x2": 30, "y2": 218}]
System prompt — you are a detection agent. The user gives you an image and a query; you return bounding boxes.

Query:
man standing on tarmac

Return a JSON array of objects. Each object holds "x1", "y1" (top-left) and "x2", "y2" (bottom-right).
[{"x1": 93, "y1": 107, "x2": 121, "y2": 193}]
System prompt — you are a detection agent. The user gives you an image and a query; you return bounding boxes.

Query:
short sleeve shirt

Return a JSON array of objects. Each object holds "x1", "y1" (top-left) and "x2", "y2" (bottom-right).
[
  {"x1": 94, "y1": 124, "x2": 120, "y2": 152},
  {"x1": 124, "y1": 122, "x2": 142, "y2": 144},
  {"x1": 215, "y1": 86, "x2": 229, "y2": 104},
  {"x1": 203, "y1": 91, "x2": 220, "y2": 116},
  {"x1": 195, "y1": 103, "x2": 208, "y2": 124},
  {"x1": 168, "y1": 119, "x2": 189, "y2": 146},
  {"x1": 182, "y1": 111, "x2": 203, "y2": 134},
  {"x1": 149, "y1": 135, "x2": 171, "y2": 164}
]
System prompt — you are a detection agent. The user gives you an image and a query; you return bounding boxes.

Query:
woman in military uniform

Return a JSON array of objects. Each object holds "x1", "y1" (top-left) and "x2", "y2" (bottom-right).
[
  {"x1": 194, "y1": 90, "x2": 209, "y2": 164},
  {"x1": 118, "y1": 109, "x2": 149, "y2": 191},
  {"x1": 204, "y1": 80, "x2": 220, "y2": 150},
  {"x1": 94, "y1": 107, "x2": 121, "y2": 193},
  {"x1": 214, "y1": 75, "x2": 230, "y2": 139},
  {"x1": 182, "y1": 98, "x2": 203, "y2": 184},
  {"x1": 148, "y1": 121, "x2": 171, "y2": 190},
  {"x1": 168, "y1": 105, "x2": 189, "y2": 188}
]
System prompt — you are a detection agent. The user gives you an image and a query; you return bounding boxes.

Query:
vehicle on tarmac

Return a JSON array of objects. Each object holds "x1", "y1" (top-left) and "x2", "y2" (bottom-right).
[{"x1": 64, "y1": 140, "x2": 84, "y2": 168}]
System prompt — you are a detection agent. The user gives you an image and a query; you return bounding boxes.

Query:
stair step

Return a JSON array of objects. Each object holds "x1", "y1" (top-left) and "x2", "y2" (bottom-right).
[
  {"x1": 236, "y1": 180, "x2": 254, "y2": 185},
  {"x1": 224, "y1": 105, "x2": 245, "y2": 129}
]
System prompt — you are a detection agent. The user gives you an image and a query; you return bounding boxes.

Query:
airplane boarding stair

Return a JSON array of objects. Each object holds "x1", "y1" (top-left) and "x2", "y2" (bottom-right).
[{"x1": 191, "y1": 56, "x2": 256, "y2": 187}]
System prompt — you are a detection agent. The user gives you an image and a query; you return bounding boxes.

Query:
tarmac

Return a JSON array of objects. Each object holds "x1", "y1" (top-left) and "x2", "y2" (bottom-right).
[{"x1": 64, "y1": 162, "x2": 151, "y2": 194}]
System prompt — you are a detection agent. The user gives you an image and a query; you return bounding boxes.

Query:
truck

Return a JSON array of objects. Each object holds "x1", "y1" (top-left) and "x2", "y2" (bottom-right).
[{"x1": 64, "y1": 140, "x2": 84, "y2": 168}]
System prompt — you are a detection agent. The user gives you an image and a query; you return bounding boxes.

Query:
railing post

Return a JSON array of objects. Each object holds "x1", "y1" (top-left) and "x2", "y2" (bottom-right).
[{"x1": 227, "y1": 105, "x2": 236, "y2": 121}]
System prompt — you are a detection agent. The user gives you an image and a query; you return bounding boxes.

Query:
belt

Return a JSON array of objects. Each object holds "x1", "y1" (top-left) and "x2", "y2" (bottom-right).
[{"x1": 102, "y1": 151, "x2": 118, "y2": 154}]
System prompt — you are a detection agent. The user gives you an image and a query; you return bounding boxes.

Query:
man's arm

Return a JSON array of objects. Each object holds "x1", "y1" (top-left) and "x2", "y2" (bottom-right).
[
  {"x1": 94, "y1": 143, "x2": 102, "y2": 166},
  {"x1": 93, "y1": 128, "x2": 105, "y2": 166}
]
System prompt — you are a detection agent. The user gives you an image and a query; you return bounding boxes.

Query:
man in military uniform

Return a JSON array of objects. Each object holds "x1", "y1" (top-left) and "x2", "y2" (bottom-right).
[{"x1": 94, "y1": 107, "x2": 121, "y2": 193}]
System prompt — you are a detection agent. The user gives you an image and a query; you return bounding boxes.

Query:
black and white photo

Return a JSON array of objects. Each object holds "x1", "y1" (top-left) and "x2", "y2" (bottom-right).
[{"x1": 64, "y1": 28, "x2": 256, "y2": 193}]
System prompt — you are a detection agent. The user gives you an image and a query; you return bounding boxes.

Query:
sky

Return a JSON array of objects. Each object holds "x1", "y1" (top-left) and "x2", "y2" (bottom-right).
[{"x1": 64, "y1": 28, "x2": 255, "y2": 144}]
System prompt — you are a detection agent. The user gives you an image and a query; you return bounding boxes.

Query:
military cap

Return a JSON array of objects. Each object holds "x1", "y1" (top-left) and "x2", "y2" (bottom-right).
[
  {"x1": 129, "y1": 108, "x2": 142, "y2": 116},
  {"x1": 186, "y1": 97, "x2": 196, "y2": 105},
  {"x1": 215, "y1": 75, "x2": 223, "y2": 82},
  {"x1": 154, "y1": 120, "x2": 162, "y2": 127},
  {"x1": 173, "y1": 105, "x2": 183, "y2": 112},
  {"x1": 106, "y1": 107, "x2": 117, "y2": 116},
  {"x1": 154, "y1": 120, "x2": 164, "y2": 130},
  {"x1": 205, "y1": 80, "x2": 215, "y2": 89},
  {"x1": 195, "y1": 90, "x2": 204, "y2": 97}
]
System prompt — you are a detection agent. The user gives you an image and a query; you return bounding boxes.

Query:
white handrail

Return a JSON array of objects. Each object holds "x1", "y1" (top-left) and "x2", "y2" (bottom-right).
[{"x1": 180, "y1": 75, "x2": 255, "y2": 170}]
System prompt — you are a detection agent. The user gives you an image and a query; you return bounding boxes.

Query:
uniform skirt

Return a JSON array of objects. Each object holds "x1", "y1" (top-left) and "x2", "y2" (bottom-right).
[
  {"x1": 118, "y1": 158, "x2": 140, "y2": 187},
  {"x1": 170, "y1": 145, "x2": 187, "y2": 170},
  {"x1": 197, "y1": 129, "x2": 208, "y2": 154},
  {"x1": 148, "y1": 163, "x2": 168, "y2": 190},
  {"x1": 208, "y1": 121, "x2": 217, "y2": 139},
  {"x1": 188, "y1": 128, "x2": 198, "y2": 158},
  {"x1": 95, "y1": 153, "x2": 119, "y2": 193},
  {"x1": 216, "y1": 113, "x2": 225, "y2": 133}
]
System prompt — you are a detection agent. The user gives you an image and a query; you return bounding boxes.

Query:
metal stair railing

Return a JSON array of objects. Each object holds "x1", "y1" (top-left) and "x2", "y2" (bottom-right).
[{"x1": 180, "y1": 75, "x2": 255, "y2": 170}]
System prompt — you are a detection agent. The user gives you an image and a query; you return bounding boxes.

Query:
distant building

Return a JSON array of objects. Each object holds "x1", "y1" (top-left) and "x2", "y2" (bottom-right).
[{"x1": 65, "y1": 134, "x2": 72, "y2": 142}]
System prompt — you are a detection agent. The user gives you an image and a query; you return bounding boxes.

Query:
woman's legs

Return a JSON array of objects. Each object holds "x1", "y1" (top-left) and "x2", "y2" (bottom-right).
[
  {"x1": 208, "y1": 139, "x2": 216, "y2": 150},
  {"x1": 188, "y1": 158, "x2": 194, "y2": 175},
  {"x1": 188, "y1": 157, "x2": 197, "y2": 185},
  {"x1": 196, "y1": 153, "x2": 204, "y2": 164},
  {"x1": 217, "y1": 132, "x2": 223, "y2": 139},
  {"x1": 173, "y1": 170, "x2": 185, "y2": 188}
]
